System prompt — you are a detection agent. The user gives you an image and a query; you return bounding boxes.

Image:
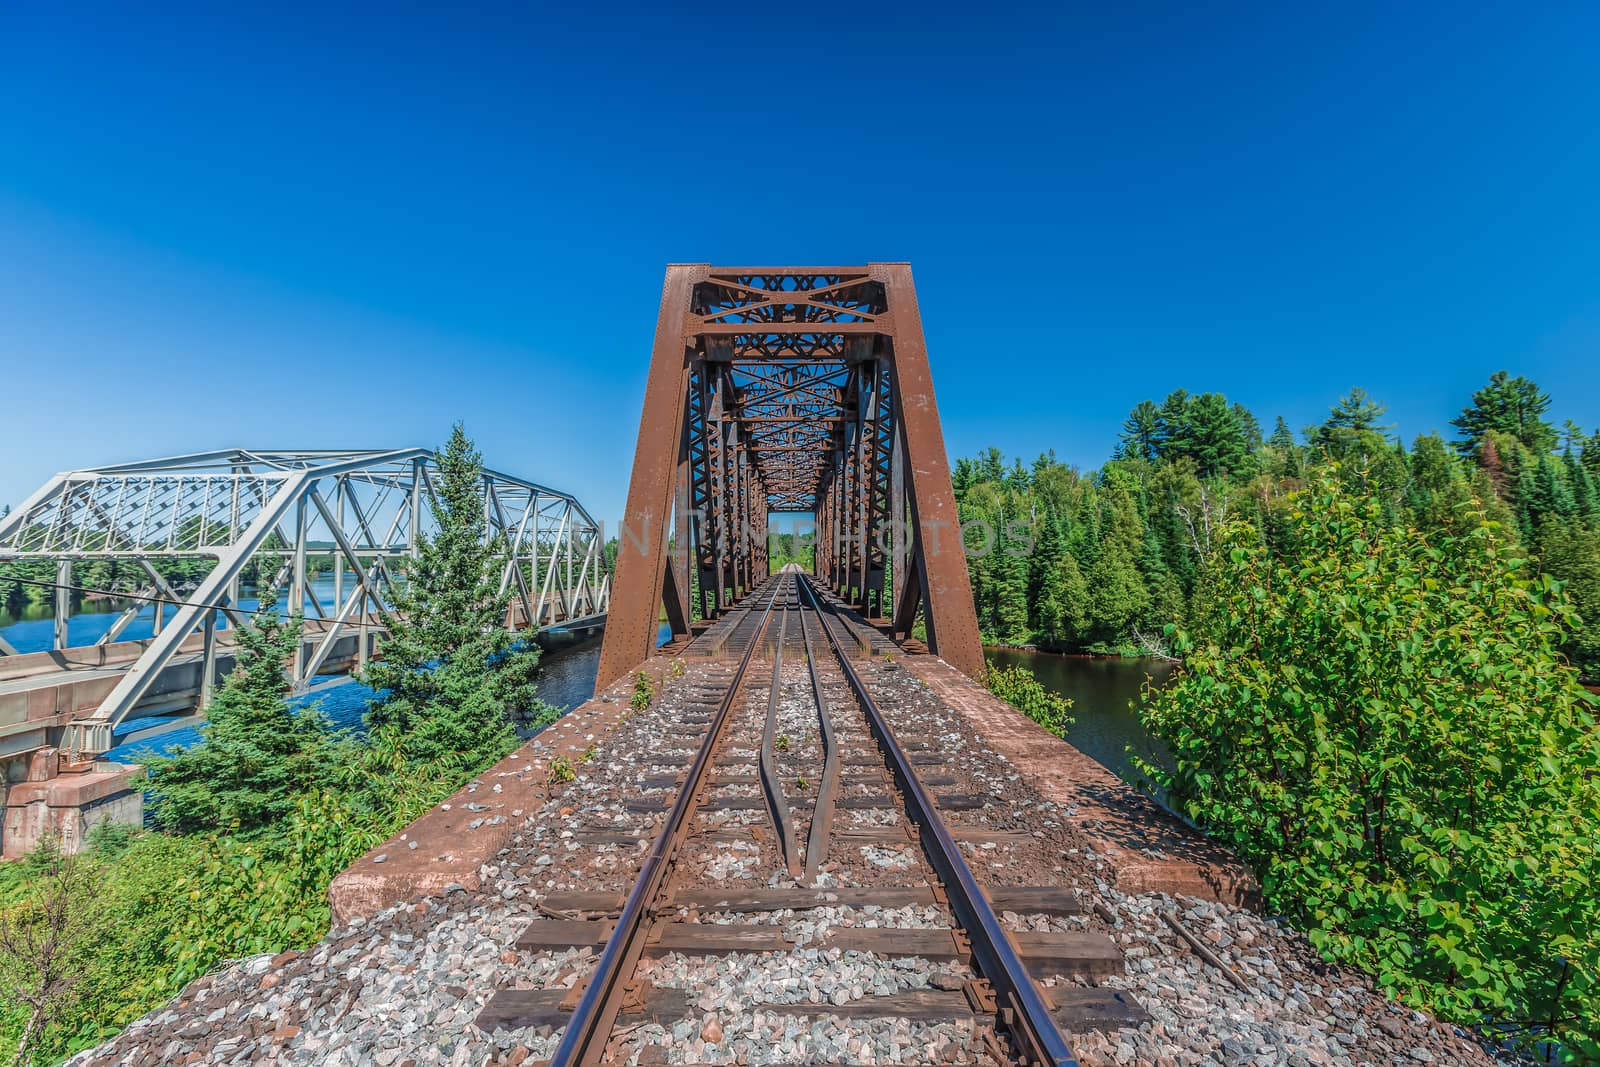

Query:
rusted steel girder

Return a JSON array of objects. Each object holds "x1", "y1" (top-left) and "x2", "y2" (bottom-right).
[{"x1": 595, "y1": 263, "x2": 983, "y2": 689}]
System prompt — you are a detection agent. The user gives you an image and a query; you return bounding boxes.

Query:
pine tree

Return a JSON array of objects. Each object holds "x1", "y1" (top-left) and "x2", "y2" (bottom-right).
[
  {"x1": 363, "y1": 424, "x2": 552, "y2": 766},
  {"x1": 1026, "y1": 514, "x2": 1065, "y2": 628},
  {"x1": 1115, "y1": 400, "x2": 1165, "y2": 462},
  {"x1": 1451, "y1": 370, "x2": 1558, "y2": 457},
  {"x1": 1233, "y1": 402, "x2": 1263, "y2": 451},
  {"x1": 992, "y1": 532, "x2": 1030, "y2": 645},
  {"x1": 1564, "y1": 446, "x2": 1597, "y2": 518},
  {"x1": 146, "y1": 603, "x2": 341, "y2": 835},
  {"x1": 1268, "y1": 416, "x2": 1302, "y2": 477},
  {"x1": 1306, "y1": 388, "x2": 1393, "y2": 463},
  {"x1": 1179, "y1": 393, "x2": 1251, "y2": 479},
  {"x1": 1085, "y1": 482, "x2": 1149, "y2": 647},
  {"x1": 1325, "y1": 387, "x2": 1391, "y2": 433}
]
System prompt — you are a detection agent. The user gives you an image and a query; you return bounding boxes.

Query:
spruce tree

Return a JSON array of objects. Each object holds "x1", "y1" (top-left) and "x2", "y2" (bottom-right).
[
  {"x1": 1564, "y1": 446, "x2": 1597, "y2": 518},
  {"x1": 146, "y1": 603, "x2": 341, "y2": 835},
  {"x1": 364, "y1": 424, "x2": 551, "y2": 766},
  {"x1": 1035, "y1": 553, "x2": 1089, "y2": 649},
  {"x1": 1085, "y1": 481, "x2": 1150, "y2": 647}
]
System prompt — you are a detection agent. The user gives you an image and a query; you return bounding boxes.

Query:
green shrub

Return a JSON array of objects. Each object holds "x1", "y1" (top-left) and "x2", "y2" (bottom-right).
[
  {"x1": 984, "y1": 662, "x2": 1073, "y2": 737},
  {"x1": 1138, "y1": 469, "x2": 1600, "y2": 1061},
  {"x1": 630, "y1": 671, "x2": 656, "y2": 712}
]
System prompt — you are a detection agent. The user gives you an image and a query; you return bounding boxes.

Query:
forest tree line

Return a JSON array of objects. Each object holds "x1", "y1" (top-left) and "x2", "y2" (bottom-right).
[{"x1": 955, "y1": 371, "x2": 1600, "y2": 678}]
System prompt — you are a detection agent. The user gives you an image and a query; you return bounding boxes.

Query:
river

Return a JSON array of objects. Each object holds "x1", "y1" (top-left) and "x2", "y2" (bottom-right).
[
  {"x1": 5, "y1": 589, "x2": 1168, "y2": 789},
  {"x1": 984, "y1": 647, "x2": 1175, "y2": 798}
]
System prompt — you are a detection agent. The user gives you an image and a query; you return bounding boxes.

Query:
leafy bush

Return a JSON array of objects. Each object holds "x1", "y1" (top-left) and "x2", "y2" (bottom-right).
[
  {"x1": 1138, "y1": 469, "x2": 1600, "y2": 1061},
  {"x1": 983, "y1": 662, "x2": 1074, "y2": 737},
  {"x1": 0, "y1": 726, "x2": 511, "y2": 1065}
]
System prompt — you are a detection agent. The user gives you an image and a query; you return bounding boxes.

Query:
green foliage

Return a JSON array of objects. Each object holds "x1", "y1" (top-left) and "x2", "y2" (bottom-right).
[
  {"x1": 958, "y1": 371, "x2": 1600, "y2": 680},
  {"x1": 984, "y1": 661, "x2": 1073, "y2": 737},
  {"x1": 630, "y1": 670, "x2": 656, "y2": 713},
  {"x1": 767, "y1": 530, "x2": 815, "y2": 573},
  {"x1": 145, "y1": 602, "x2": 344, "y2": 835},
  {"x1": 547, "y1": 754, "x2": 576, "y2": 786},
  {"x1": 1137, "y1": 469, "x2": 1600, "y2": 1060},
  {"x1": 0, "y1": 722, "x2": 514, "y2": 1065},
  {"x1": 363, "y1": 424, "x2": 541, "y2": 765},
  {"x1": 1113, "y1": 390, "x2": 1253, "y2": 478}
]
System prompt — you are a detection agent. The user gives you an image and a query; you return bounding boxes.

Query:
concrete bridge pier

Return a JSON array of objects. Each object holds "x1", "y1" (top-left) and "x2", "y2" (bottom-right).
[{"x1": 1, "y1": 746, "x2": 143, "y2": 860}]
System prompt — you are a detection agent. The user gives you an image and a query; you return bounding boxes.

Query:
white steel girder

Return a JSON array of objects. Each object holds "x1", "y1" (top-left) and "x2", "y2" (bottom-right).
[{"x1": 0, "y1": 448, "x2": 609, "y2": 756}]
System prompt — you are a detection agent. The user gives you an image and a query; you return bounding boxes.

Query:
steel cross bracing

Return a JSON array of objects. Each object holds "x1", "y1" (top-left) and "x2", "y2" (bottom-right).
[
  {"x1": 597, "y1": 264, "x2": 982, "y2": 689},
  {"x1": 0, "y1": 448, "x2": 609, "y2": 756}
]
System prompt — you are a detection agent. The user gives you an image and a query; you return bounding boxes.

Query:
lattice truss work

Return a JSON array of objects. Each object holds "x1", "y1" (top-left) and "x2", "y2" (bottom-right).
[
  {"x1": 0, "y1": 448, "x2": 609, "y2": 755},
  {"x1": 597, "y1": 264, "x2": 982, "y2": 688}
]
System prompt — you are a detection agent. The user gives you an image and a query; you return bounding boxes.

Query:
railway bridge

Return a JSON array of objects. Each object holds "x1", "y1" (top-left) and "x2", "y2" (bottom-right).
[{"x1": 60, "y1": 265, "x2": 1481, "y2": 1067}]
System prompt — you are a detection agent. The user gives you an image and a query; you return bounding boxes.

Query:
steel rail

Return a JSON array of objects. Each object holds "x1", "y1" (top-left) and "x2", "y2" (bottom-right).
[
  {"x1": 549, "y1": 577, "x2": 784, "y2": 1067},
  {"x1": 759, "y1": 576, "x2": 801, "y2": 875},
  {"x1": 797, "y1": 575, "x2": 1081, "y2": 1067},
  {"x1": 796, "y1": 579, "x2": 840, "y2": 883}
]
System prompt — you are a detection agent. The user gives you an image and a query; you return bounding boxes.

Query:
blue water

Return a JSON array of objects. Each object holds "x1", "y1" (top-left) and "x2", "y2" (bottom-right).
[
  {"x1": 2, "y1": 578, "x2": 664, "y2": 767},
  {"x1": 0, "y1": 576, "x2": 347, "y2": 654},
  {"x1": 99, "y1": 638, "x2": 605, "y2": 766}
]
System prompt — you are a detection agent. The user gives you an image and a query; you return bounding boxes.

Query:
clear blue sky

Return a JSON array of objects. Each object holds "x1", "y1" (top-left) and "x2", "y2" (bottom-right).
[{"x1": 2, "y1": 4, "x2": 1597, "y2": 525}]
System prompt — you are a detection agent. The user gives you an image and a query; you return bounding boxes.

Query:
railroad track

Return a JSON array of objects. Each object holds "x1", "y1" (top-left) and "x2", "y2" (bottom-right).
[{"x1": 478, "y1": 569, "x2": 1142, "y2": 1065}]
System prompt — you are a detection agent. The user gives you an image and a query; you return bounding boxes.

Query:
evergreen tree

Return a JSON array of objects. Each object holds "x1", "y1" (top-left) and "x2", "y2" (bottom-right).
[
  {"x1": 364, "y1": 424, "x2": 552, "y2": 766},
  {"x1": 1325, "y1": 387, "x2": 1391, "y2": 433},
  {"x1": 1177, "y1": 392, "x2": 1251, "y2": 478},
  {"x1": 976, "y1": 447, "x2": 1006, "y2": 484},
  {"x1": 1115, "y1": 400, "x2": 1165, "y2": 462},
  {"x1": 1564, "y1": 446, "x2": 1597, "y2": 518},
  {"x1": 146, "y1": 603, "x2": 341, "y2": 835},
  {"x1": 992, "y1": 532, "x2": 1030, "y2": 644},
  {"x1": 1026, "y1": 514, "x2": 1065, "y2": 628},
  {"x1": 1233, "y1": 402, "x2": 1263, "y2": 451},
  {"x1": 1085, "y1": 481, "x2": 1149, "y2": 647},
  {"x1": 1451, "y1": 370, "x2": 1557, "y2": 457},
  {"x1": 1268, "y1": 416, "x2": 1302, "y2": 477},
  {"x1": 1405, "y1": 432, "x2": 1461, "y2": 528},
  {"x1": 1035, "y1": 553, "x2": 1089, "y2": 649}
]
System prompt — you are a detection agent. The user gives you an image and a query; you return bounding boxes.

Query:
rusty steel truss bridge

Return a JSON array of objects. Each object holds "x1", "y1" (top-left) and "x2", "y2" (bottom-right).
[
  {"x1": 0, "y1": 448, "x2": 609, "y2": 757},
  {"x1": 596, "y1": 262, "x2": 982, "y2": 689}
]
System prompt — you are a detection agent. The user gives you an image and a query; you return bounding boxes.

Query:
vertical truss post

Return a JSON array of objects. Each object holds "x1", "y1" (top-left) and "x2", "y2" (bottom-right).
[
  {"x1": 54, "y1": 559, "x2": 71, "y2": 650},
  {"x1": 290, "y1": 493, "x2": 309, "y2": 688},
  {"x1": 875, "y1": 262, "x2": 982, "y2": 677},
  {"x1": 671, "y1": 405, "x2": 692, "y2": 629},
  {"x1": 200, "y1": 604, "x2": 218, "y2": 708},
  {"x1": 865, "y1": 355, "x2": 894, "y2": 618},
  {"x1": 889, "y1": 417, "x2": 908, "y2": 620},
  {"x1": 595, "y1": 265, "x2": 703, "y2": 690}
]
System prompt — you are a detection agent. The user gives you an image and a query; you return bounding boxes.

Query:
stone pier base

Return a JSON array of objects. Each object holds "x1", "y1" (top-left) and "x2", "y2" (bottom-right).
[{"x1": 1, "y1": 747, "x2": 144, "y2": 860}]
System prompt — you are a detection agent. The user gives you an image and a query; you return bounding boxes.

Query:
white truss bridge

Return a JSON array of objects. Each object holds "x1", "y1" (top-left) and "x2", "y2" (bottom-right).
[{"x1": 0, "y1": 448, "x2": 609, "y2": 757}]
